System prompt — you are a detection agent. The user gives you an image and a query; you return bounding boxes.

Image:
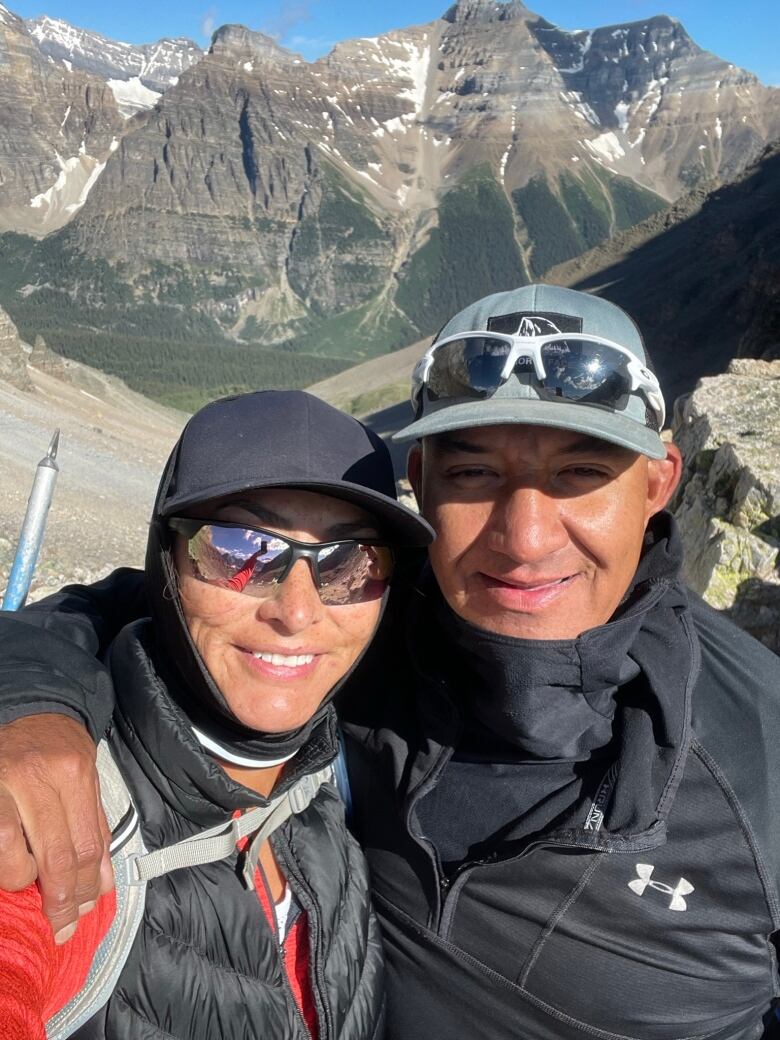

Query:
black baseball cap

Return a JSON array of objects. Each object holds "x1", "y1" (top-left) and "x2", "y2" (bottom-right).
[{"x1": 156, "y1": 390, "x2": 433, "y2": 546}]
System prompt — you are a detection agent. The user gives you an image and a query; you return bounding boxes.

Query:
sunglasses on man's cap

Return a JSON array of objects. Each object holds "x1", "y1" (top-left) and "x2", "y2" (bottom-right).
[{"x1": 411, "y1": 331, "x2": 665, "y2": 431}]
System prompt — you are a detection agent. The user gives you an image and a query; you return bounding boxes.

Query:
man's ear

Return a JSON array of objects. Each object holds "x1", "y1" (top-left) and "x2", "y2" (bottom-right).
[
  {"x1": 645, "y1": 442, "x2": 684, "y2": 522},
  {"x1": 407, "y1": 443, "x2": 423, "y2": 512}
]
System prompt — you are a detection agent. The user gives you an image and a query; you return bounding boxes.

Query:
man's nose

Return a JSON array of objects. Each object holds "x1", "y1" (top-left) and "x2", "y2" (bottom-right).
[
  {"x1": 486, "y1": 486, "x2": 569, "y2": 564},
  {"x1": 255, "y1": 559, "x2": 324, "y2": 633}
]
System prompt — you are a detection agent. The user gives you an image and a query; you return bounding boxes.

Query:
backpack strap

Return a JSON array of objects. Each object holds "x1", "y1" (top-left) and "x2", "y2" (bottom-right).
[
  {"x1": 46, "y1": 741, "x2": 148, "y2": 1040},
  {"x1": 120, "y1": 764, "x2": 334, "y2": 890},
  {"x1": 47, "y1": 747, "x2": 334, "y2": 1039}
]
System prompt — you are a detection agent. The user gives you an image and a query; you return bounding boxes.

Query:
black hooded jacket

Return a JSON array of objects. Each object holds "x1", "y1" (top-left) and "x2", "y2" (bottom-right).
[
  {"x1": 0, "y1": 515, "x2": 779, "y2": 1039},
  {"x1": 80, "y1": 623, "x2": 385, "y2": 1040},
  {"x1": 3, "y1": 391, "x2": 397, "y2": 1040}
]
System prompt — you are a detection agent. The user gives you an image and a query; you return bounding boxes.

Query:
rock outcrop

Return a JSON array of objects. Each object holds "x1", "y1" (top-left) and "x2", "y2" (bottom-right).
[
  {"x1": 672, "y1": 359, "x2": 780, "y2": 653},
  {"x1": 0, "y1": 305, "x2": 31, "y2": 390}
]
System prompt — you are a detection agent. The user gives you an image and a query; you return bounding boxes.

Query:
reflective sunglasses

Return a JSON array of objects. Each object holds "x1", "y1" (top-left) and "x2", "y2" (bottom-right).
[
  {"x1": 411, "y1": 331, "x2": 665, "y2": 430},
  {"x1": 169, "y1": 518, "x2": 394, "y2": 606}
]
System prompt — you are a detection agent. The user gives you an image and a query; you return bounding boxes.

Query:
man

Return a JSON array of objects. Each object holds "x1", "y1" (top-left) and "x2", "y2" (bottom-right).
[{"x1": 0, "y1": 285, "x2": 779, "y2": 1038}]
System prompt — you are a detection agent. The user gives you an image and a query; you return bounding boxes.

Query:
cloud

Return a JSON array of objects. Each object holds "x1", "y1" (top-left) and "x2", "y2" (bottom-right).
[
  {"x1": 288, "y1": 33, "x2": 336, "y2": 57},
  {"x1": 260, "y1": 0, "x2": 314, "y2": 43},
  {"x1": 200, "y1": 6, "x2": 218, "y2": 40}
]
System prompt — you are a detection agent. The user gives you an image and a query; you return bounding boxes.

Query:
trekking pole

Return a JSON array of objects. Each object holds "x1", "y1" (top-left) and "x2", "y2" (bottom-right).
[{"x1": 1, "y1": 430, "x2": 60, "y2": 611}]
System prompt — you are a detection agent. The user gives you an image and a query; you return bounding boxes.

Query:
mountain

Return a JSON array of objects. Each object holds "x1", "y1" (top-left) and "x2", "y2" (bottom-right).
[
  {"x1": 547, "y1": 141, "x2": 780, "y2": 405},
  {"x1": 0, "y1": 3, "x2": 126, "y2": 235},
  {"x1": 0, "y1": 0, "x2": 778, "y2": 409},
  {"x1": 27, "y1": 16, "x2": 202, "y2": 114}
]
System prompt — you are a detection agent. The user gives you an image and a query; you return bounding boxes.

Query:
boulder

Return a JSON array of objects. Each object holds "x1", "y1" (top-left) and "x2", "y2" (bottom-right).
[
  {"x1": 672, "y1": 359, "x2": 780, "y2": 653},
  {"x1": 0, "y1": 306, "x2": 32, "y2": 391}
]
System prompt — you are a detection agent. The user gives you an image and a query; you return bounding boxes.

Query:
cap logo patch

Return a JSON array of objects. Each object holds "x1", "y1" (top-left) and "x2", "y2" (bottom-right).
[{"x1": 487, "y1": 311, "x2": 583, "y2": 335}]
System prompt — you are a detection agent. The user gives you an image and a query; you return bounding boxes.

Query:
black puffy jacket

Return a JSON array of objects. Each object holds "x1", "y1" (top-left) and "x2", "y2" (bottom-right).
[{"x1": 77, "y1": 620, "x2": 385, "y2": 1040}]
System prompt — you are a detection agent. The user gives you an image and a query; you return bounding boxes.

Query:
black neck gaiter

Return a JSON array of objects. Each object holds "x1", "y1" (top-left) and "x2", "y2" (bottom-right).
[
  {"x1": 416, "y1": 514, "x2": 693, "y2": 871},
  {"x1": 436, "y1": 513, "x2": 682, "y2": 762}
]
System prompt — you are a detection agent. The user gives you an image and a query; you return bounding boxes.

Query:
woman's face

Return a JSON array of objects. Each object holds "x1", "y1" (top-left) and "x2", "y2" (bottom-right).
[{"x1": 173, "y1": 488, "x2": 386, "y2": 732}]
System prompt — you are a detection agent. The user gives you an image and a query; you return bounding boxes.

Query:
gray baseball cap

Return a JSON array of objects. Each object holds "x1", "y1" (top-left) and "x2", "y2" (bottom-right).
[{"x1": 394, "y1": 285, "x2": 666, "y2": 459}]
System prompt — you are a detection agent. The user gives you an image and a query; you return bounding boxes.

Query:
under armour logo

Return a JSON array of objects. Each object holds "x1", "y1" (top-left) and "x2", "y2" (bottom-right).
[{"x1": 628, "y1": 864, "x2": 694, "y2": 912}]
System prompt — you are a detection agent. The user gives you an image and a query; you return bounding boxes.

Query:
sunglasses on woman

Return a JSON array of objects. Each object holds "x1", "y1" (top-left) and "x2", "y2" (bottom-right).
[{"x1": 169, "y1": 518, "x2": 394, "y2": 606}]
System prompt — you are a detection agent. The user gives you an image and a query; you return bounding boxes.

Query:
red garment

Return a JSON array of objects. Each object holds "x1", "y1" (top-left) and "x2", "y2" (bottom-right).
[
  {"x1": 0, "y1": 883, "x2": 115, "y2": 1040},
  {"x1": 0, "y1": 865, "x2": 317, "y2": 1039}
]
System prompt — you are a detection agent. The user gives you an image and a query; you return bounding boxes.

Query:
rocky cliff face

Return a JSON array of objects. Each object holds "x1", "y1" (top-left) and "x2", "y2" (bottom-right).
[
  {"x1": 0, "y1": 4, "x2": 126, "y2": 235},
  {"x1": 548, "y1": 142, "x2": 780, "y2": 407},
  {"x1": 1, "y1": 0, "x2": 778, "y2": 407},
  {"x1": 0, "y1": 303, "x2": 30, "y2": 390},
  {"x1": 529, "y1": 13, "x2": 777, "y2": 198},
  {"x1": 672, "y1": 359, "x2": 780, "y2": 654}
]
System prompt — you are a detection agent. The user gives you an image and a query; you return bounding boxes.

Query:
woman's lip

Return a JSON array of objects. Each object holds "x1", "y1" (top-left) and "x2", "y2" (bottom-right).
[
  {"x1": 238, "y1": 647, "x2": 322, "y2": 680},
  {"x1": 478, "y1": 573, "x2": 578, "y2": 610}
]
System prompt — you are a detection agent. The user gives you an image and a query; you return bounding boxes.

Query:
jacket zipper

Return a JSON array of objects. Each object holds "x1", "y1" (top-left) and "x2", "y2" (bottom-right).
[
  {"x1": 273, "y1": 829, "x2": 335, "y2": 1040},
  {"x1": 438, "y1": 839, "x2": 612, "y2": 940},
  {"x1": 253, "y1": 846, "x2": 313, "y2": 1039}
]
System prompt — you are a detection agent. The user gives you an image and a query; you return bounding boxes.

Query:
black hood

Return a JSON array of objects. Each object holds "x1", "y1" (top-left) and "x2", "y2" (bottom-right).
[{"x1": 145, "y1": 389, "x2": 432, "y2": 762}]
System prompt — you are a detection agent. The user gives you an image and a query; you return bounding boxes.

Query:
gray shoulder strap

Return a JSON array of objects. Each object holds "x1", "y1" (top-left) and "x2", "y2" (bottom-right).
[
  {"x1": 121, "y1": 764, "x2": 334, "y2": 890},
  {"x1": 47, "y1": 745, "x2": 334, "y2": 1039},
  {"x1": 46, "y1": 741, "x2": 148, "y2": 1040}
]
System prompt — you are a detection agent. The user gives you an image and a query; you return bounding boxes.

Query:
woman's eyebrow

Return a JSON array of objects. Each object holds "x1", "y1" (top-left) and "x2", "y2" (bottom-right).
[
  {"x1": 225, "y1": 503, "x2": 378, "y2": 540},
  {"x1": 325, "y1": 520, "x2": 380, "y2": 539},
  {"x1": 227, "y1": 501, "x2": 288, "y2": 526}
]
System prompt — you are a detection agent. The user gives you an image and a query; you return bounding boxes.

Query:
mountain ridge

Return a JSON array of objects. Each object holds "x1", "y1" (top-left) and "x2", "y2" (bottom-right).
[{"x1": 0, "y1": 0, "x2": 777, "y2": 408}]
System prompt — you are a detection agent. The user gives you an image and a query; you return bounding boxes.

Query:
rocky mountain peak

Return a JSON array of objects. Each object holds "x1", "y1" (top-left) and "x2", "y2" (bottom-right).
[
  {"x1": 26, "y1": 15, "x2": 202, "y2": 92},
  {"x1": 209, "y1": 24, "x2": 295, "y2": 64},
  {"x1": 443, "y1": 0, "x2": 530, "y2": 25}
]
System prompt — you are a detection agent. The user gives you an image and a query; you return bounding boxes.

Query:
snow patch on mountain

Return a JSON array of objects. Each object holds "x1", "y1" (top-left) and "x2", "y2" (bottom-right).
[
  {"x1": 395, "y1": 38, "x2": 430, "y2": 111},
  {"x1": 107, "y1": 77, "x2": 162, "y2": 117},
  {"x1": 584, "y1": 131, "x2": 625, "y2": 164},
  {"x1": 28, "y1": 142, "x2": 116, "y2": 229}
]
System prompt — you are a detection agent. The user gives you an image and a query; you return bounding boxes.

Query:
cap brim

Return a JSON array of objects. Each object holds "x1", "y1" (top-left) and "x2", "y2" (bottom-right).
[
  {"x1": 393, "y1": 398, "x2": 665, "y2": 459},
  {"x1": 161, "y1": 478, "x2": 433, "y2": 547}
]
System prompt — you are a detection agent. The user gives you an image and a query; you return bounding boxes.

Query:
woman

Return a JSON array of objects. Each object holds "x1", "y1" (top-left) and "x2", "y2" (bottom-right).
[{"x1": 0, "y1": 389, "x2": 432, "y2": 1040}]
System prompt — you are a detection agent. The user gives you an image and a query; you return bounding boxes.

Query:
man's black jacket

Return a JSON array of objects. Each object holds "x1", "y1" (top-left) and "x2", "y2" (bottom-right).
[{"x1": 0, "y1": 551, "x2": 779, "y2": 1040}]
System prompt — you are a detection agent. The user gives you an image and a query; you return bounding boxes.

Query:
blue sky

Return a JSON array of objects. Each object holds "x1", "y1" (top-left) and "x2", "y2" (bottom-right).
[{"x1": 13, "y1": 0, "x2": 780, "y2": 85}]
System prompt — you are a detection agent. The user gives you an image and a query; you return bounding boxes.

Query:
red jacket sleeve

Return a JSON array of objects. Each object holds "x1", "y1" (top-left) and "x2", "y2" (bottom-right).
[{"x1": 0, "y1": 884, "x2": 115, "y2": 1039}]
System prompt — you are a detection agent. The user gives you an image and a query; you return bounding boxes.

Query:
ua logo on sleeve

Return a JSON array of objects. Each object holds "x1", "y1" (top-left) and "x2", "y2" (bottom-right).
[{"x1": 628, "y1": 864, "x2": 694, "y2": 912}]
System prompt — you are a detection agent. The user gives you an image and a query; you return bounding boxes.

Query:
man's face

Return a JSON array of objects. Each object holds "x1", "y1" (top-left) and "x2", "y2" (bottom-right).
[{"x1": 408, "y1": 424, "x2": 681, "y2": 640}]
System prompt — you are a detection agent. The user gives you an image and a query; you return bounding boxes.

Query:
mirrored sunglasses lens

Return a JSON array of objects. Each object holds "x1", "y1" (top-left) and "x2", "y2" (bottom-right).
[
  {"x1": 316, "y1": 542, "x2": 393, "y2": 605},
  {"x1": 187, "y1": 525, "x2": 290, "y2": 593},
  {"x1": 428, "y1": 337, "x2": 511, "y2": 400},
  {"x1": 540, "y1": 340, "x2": 631, "y2": 405}
]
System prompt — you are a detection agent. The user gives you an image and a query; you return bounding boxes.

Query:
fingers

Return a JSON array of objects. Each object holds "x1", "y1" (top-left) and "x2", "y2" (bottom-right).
[
  {"x1": 0, "y1": 784, "x2": 38, "y2": 891},
  {"x1": 0, "y1": 714, "x2": 110, "y2": 941}
]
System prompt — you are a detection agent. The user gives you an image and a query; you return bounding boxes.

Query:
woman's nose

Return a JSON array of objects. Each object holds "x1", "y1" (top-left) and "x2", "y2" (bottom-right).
[{"x1": 255, "y1": 559, "x2": 325, "y2": 634}]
